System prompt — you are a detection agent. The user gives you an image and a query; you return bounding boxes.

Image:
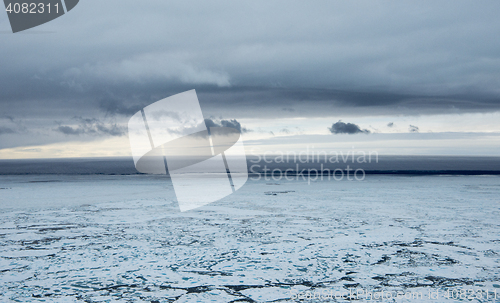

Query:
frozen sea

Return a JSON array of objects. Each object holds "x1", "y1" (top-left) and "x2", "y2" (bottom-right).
[{"x1": 0, "y1": 174, "x2": 499, "y2": 302}]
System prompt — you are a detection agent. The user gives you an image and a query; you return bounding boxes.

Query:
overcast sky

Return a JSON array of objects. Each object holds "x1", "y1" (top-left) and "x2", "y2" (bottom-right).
[{"x1": 1, "y1": 0, "x2": 500, "y2": 158}]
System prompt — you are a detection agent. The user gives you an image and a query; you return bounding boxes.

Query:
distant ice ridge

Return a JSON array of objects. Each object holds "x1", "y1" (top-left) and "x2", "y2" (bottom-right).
[
  {"x1": 2, "y1": 155, "x2": 500, "y2": 175},
  {"x1": 0, "y1": 175, "x2": 499, "y2": 302}
]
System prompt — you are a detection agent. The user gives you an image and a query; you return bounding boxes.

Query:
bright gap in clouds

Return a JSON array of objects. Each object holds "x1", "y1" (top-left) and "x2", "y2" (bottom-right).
[
  {"x1": 1, "y1": 112, "x2": 500, "y2": 159},
  {"x1": 241, "y1": 112, "x2": 500, "y2": 138}
]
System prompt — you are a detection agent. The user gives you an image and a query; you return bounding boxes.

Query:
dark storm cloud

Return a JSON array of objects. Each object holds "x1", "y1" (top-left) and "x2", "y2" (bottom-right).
[
  {"x1": 328, "y1": 121, "x2": 370, "y2": 135},
  {"x1": 220, "y1": 119, "x2": 248, "y2": 133},
  {"x1": 204, "y1": 118, "x2": 248, "y2": 133},
  {"x1": 204, "y1": 118, "x2": 219, "y2": 129},
  {"x1": 56, "y1": 117, "x2": 125, "y2": 137},
  {"x1": 409, "y1": 125, "x2": 420, "y2": 133},
  {"x1": 57, "y1": 125, "x2": 84, "y2": 135}
]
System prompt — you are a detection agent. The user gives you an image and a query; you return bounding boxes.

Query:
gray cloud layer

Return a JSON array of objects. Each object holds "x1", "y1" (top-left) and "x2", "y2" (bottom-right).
[
  {"x1": 1, "y1": 0, "x2": 500, "y2": 148},
  {"x1": 1, "y1": 1, "x2": 500, "y2": 116},
  {"x1": 56, "y1": 117, "x2": 125, "y2": 137}
]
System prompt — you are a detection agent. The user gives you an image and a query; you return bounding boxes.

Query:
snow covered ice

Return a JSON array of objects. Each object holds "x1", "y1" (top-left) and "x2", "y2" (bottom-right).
[{"x1": 0, "y1": 175, "x2": 499, "y2": 302}]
